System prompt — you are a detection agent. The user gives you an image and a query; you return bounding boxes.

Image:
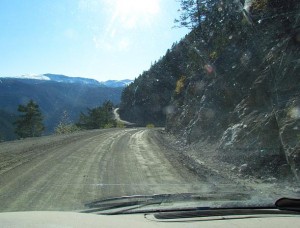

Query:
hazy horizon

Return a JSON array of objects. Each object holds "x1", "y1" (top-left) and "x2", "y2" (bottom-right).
[{"x1": 0, "y1": 73, "x2": 133, "y2": 82}]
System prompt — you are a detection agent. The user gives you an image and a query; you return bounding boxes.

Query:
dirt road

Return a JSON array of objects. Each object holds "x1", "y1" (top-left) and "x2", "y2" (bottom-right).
[
  {"x1": 0, "y1": 128, "x2": 211, "y2": 212},
  {"x1": 113, "y1": 108, "x2": 135, "y2": 126}
]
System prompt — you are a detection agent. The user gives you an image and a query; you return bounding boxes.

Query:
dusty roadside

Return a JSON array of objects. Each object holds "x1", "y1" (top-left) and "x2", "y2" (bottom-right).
[
  {"x1": 157, "y1": 130, "x2": 300, "y2": 201},
  {"x1": 0, "y1": 129, "x2": 118, "y2": 175}
]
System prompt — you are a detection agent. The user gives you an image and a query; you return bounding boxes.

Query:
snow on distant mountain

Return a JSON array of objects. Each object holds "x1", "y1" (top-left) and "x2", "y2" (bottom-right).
[
  {"x1": 1, "y1": 74, "x2": 51, "y2": 81},
  {"x1": 0, "y1": 74, "x2": 133, "y2": 87},
  {"x1": 0, "y1": 73, "x2": 100, "y2": 86},
  {"x1": 101, "y1": 79, "x2": 133, "y2": 87},
  {"x1": 44, "y1": 74, "x2": 101, "y2": 86}
]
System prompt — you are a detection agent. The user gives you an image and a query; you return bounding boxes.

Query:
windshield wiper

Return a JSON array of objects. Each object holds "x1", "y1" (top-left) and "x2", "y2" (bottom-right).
[
  {"x1": 82, "y1": 194, "x2": 165, "y2": 214},
  {"x1": 81, "y1": 192, "x2": 250, "y2": 215},
  {"x1": 275, "y1": 198, "x2": 300, "y2": 212},
  {"x1": 82, "y1": 194, "x2": 300, "y2": 216}
]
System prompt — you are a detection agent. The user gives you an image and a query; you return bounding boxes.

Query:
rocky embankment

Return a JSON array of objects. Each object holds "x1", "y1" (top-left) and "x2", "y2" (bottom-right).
[
  {"x1": 166, "y1": 1, "x2": 300, "y2": 180},
  {"x1": 118, "y1": 1, "x2": 299, "y2": 181}
]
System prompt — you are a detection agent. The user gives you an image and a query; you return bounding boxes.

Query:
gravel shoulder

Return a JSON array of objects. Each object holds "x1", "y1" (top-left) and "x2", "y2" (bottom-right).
[{"x1": 157, "y1": 130, "x2": 300, "y2": 201}]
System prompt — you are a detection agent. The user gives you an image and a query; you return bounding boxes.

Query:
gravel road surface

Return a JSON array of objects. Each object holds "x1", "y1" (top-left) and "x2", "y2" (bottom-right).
[{"x1": 0, "y1": 128, "x2": 211, "y2": 212}]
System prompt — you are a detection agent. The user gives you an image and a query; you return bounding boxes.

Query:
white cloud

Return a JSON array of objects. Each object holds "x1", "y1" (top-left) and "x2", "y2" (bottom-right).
[{"x1": 107, "y1": 0, "x2": 161, "y2": 29}]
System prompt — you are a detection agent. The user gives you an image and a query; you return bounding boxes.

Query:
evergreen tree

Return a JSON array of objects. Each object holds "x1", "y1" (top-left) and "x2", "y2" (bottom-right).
[
  {"x1": 76, "y1": 101, "x2": 116, "y2": 130},
  {"x1": 174, "y1": 0, "x2": 219, "y2": 29},
  {"x1": 14, "y1": 100, "x2": 45, "y2": 138},
  {"x1": 174, "y1": 0, "x2": 205, "y2": 29}
]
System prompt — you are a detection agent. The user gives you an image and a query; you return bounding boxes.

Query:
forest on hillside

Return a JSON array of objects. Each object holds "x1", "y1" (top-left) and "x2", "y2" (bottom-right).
[
  {"x1": 0, "y1": 79, "x2": 123, "y2": 141},
  {"x1": 120, "y1": 0, "x2": 298, "y2": 127},
  {"x1": 119, "y1": 0, "x2": 300, "y2": 180}
]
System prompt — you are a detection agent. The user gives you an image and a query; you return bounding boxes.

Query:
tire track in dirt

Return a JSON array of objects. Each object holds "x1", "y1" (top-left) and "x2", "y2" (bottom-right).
[{"x1": 0, "y1": 128, "x2": 208, "y2": 212}]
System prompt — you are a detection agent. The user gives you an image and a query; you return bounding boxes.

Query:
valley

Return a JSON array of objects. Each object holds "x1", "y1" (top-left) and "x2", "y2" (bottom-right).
[{"x1": 0, "y1": 74, "x2": 131, "y2": 140}]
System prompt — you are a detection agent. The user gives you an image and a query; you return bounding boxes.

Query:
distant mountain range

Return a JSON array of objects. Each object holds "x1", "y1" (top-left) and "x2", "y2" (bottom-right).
[
  {"x1": 101, "y1": 79, "x2": 133, "y2": 88},
  {"x1": 0, "y1": 74, "x2": 133, "y2": 88},
  {"x1": 0, "y1": 74, "x2": 132, "y2": 141}
]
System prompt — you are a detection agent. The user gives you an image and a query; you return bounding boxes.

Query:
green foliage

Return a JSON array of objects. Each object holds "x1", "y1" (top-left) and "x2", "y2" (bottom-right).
[
  {"x1": 116, "y1": 121, "x2": 125, "y2": 128},
  {"x1": 55, "y1": 110, "x2": 81, "y2": 134},
  {"x1": 119, "y1": 46, "x2": 185, "y2": 126},
  {"x1": 251, "y1": 0, "x2": 268, "y2": 11},
  {"x1": 14, "y1": 100, "x2": 45, "y2": 138},
  {"x1": 146, "y1": 123, "x2": 155, "y2": 128},
  {"x1": 76, "y1": 100, "x2": 116, "y2": 130},
  {"x1": 104, "y1": 123, "x2": 114, "y2": 129},
  {"x1": 0, "y1": 79, "x2": 123, "y2": 135},
  {"x1": 55, "y1": 123, "x2": 81, "y2": 134},
  {"x1": 209, "y1": 51, "x2": 218, "y2": 60},
  {"x1": 119, "y1": 0, "x2": 298, "y2": 129},
  {"x1": 175, "y1": 0, "x2": 203, "y2": 29},
  {"x1": 174, "y1": 0, "x2": 218, "y2": 29}
]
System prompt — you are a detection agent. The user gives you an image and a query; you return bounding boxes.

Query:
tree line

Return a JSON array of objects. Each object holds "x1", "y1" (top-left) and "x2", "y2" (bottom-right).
[
  {"x1": 13, "y1": 99, "x2": 119, "y2": 139},
  {"x1": 119, "y1": 0, "x2": 297, "y2": 126}
]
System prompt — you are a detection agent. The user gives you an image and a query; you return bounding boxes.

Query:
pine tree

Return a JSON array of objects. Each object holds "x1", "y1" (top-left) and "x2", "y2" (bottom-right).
[
  {"x1": 14, "y1": 100, "x2": 45, "y2": 138},
  {"x1": 174, "y1": 0, "x2": 218, "y2": 29},
  {"x1": 76, "y1": 101, "x2": 116, "y2": 130},
  {"x1": 174, "y1": 0, "x2": 204, "y2": 29}
]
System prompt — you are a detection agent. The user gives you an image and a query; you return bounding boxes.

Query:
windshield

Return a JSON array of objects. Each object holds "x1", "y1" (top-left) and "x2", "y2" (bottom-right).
[{"x1": 0, "y1": 0, "x2": 299, "y2": 213}]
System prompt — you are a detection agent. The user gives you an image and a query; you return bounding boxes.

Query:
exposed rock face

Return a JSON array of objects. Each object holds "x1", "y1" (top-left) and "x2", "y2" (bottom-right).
[
  {"x1": 117, "y1": 1, "x2": 299, "y2": 180},
  {"x1": 166, "y1": 2, "x2": 300, "y2": 180}
]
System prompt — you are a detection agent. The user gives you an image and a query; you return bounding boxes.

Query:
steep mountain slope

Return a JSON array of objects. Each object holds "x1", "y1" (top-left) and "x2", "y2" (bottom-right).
[
  {"x1": 0, "y1": 78, "x2": 123, "y2": 140},
  {"x1": 119, "y1": 45, "x2": 186, "y2": 126},
  {"x1": 119, "y1": 1, "x2": 300, "y2": 180}
]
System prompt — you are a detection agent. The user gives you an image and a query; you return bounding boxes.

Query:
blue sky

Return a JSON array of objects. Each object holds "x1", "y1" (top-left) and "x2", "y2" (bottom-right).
[{"x1": 0, "y1": 0, "x2": 189, "y2": 81}]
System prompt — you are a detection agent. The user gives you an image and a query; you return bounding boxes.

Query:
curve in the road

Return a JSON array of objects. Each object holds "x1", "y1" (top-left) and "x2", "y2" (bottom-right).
[
  {"x1": 0, "y1": 128, "x2": 211, "y2": 212},
  {"x1": 113, "y1": 108, "x2": 135, "y2": 126}
]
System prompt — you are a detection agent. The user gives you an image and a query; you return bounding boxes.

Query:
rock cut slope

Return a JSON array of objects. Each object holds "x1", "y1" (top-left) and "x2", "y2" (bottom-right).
[
  {"x1": 120, "y1": 1, "x2": 300, "y2": 180},
  {"x1": 166, "y1": 1, "x2": 300, "y2": 180}
]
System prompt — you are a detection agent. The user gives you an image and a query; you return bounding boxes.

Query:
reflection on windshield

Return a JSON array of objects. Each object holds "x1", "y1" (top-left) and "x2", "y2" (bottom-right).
[{"x1": 0, "y1": 0, "x2": 299, "y2": 212}]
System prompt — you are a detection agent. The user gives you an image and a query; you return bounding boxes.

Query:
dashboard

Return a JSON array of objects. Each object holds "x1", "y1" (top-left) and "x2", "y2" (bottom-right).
[{"x1": 0, "y1": 211, "x2": 299, "y2": 227}]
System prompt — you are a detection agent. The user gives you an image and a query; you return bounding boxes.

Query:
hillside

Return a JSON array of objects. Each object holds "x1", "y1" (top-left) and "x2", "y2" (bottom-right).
[
  {"x1": 0, "y1": 110, "x2": 17, "y2": 141},
  {"x1": 0, "y1": 77, "x2": 124, "y2": 140},
  {"x1": 119, "y1": 45, "x2": 185, "y2": 126},
  {"x1": 119, "y1": 1, "x2": 300, "y2": 180}
]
